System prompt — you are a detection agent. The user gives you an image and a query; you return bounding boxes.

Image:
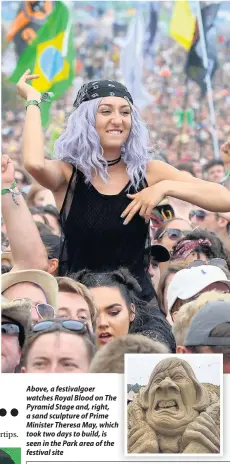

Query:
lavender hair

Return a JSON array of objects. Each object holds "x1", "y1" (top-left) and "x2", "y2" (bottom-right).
[{"x1": 54, "y1": 98, "x2": 152, "y2": 190}]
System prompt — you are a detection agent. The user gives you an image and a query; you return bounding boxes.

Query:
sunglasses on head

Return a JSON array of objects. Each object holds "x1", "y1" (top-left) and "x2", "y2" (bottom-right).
[
  {"x1": 13, "y1": 299, "x2": 55, "y2": 320},
  {"x1": 187, "y1": 258, "x2": 227, "y2": 269},
  {"x1": 1, "y1": 323, "x2": 20, "y2": 336},
  {"x1": 189, "y1": 210, "x2": 215, "y2": 221},
  {"x1": 158, "y1": 228, "x2": 190, "y2": 241},
  {"x1": 31, "y1": 319, "x2": 94, "y2": 342}
]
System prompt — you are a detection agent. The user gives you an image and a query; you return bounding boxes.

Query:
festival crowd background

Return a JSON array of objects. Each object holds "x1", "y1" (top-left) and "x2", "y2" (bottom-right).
[{"x1": 1, "y1": 1, "x2": 230, "y2": 376}]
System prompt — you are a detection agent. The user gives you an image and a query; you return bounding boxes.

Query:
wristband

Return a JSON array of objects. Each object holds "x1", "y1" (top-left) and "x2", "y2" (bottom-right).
[
  {"x1": 26, "y1": 100, "x2": 41, "y2": 109},
  {"x1": 2, "y1": 180, "x2": 21, "y2": 206},
  {"x1": 2, "y1": 180, "x2": 17, "y2": 195}
]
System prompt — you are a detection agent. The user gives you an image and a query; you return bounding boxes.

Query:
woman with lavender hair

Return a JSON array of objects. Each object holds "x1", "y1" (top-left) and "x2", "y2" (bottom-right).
[{"x1": 16, "y1": 70, "x2": 230, "y2": 302}]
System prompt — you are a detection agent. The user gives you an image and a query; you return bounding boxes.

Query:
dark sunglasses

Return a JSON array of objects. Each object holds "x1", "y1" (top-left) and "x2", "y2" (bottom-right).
[
  {"x1": 31, "y1": 319, "x2": 92, "y2": 337},
  {"x1": 1, "y1": 323, "x2": 20, "y2": 336},
  {"x1": 158, "y1": 228, "x2": 190, "y2": 241},
  {"x1": 13, "y1": 299, "x2": 55, "y2": 320},
  {"x1": 187, "y1": 258, "x2": 227, "y2": 269},
  {"x1": 189, "y1": 210, "x2": 215, "y2": 221}
]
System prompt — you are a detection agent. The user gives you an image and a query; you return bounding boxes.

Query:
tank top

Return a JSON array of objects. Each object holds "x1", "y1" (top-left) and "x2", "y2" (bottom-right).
[{"x1": 59, "y1": 166, "x2": 155, "y2": 302}]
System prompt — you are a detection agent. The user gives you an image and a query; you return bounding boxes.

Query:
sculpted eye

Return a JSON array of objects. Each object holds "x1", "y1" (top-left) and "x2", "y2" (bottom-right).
[{"x1": 154, "y1": 378, "x2": 162, "y2": 384}]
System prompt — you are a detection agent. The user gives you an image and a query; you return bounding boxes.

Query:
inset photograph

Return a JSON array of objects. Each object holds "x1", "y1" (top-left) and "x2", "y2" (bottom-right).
[
  {"x1": 0, "y1": 448, "x2": 21, "y2": 464},
  {"x1": 126, "y1": 354, "x2": 222, "y2": 455}
]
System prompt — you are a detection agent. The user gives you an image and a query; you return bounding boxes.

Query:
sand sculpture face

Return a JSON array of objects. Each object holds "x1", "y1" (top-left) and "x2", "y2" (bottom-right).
[
  {"x1": 128, "y1": 358, "x2": 220, "y2": 454},
  {"x1": 146, "y1": 363, "x2": 198, "y2": 433}
]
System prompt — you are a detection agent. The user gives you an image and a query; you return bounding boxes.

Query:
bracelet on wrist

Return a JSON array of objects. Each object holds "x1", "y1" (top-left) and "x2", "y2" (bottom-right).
[
  {"x1": 2, "y1": 180, "x2": 21, "y2": 206},
  {"x1": 26, "y1": 100, "x2": 41, "y2": 110},
  {"x1": 2, "y1": 180, "x2": 17, "y2": 195}
]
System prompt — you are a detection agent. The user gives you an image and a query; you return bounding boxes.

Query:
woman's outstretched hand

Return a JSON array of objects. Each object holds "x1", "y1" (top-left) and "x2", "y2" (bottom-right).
[
  {"x1": 16, "y1": 69, "x2": 41, "y2": 101},
  {"x1": 121, "y1": 182, "x2": 167, "y2": 225}
]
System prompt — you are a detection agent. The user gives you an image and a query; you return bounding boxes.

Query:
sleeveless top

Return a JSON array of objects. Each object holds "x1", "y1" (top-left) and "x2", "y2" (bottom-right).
[{"x1": 59, "y1": 166, "x2": 155, "y2": 302}]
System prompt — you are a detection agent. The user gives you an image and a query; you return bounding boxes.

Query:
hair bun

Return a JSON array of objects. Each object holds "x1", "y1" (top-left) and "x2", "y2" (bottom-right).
[
  {"x1": 70, "y1": 269, "x2": 90, "y2": 284},
  {"x1": 113, "y1": 268, "x2": 142, "y2": 294}
]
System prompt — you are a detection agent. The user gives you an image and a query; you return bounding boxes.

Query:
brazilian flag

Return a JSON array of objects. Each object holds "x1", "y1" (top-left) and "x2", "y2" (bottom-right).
[{"x1": 9, "y1": 1, "x2": 75, "y2": 127}]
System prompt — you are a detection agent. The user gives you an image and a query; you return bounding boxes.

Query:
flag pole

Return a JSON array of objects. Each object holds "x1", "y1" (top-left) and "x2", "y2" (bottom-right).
[
  {"x1": 177, "y1": 76, "x2": 189, "y2": 160},
  {"x1": 195, "y1": 0, "x2": 220, "y2": 159}
]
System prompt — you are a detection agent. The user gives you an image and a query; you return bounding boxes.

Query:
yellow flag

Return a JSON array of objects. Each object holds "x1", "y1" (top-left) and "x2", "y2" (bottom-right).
[{"x1": 169, "y1": 0, "x2": 196, "y2": 51}]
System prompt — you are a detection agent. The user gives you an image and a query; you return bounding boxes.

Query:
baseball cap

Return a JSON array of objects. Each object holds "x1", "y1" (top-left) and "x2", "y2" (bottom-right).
[
  {"x1": 149, "y1": 244, "x2": 170, "y2": 263},
  {"x1": 1, "y1": 270, "x2": 58, "y2": 310},
  {"x1": 167, "y1": 265, "x2": 230, "y2": 312},
  {"x1": 184, "y1": 300, "x2": 230, "y2": 346}
]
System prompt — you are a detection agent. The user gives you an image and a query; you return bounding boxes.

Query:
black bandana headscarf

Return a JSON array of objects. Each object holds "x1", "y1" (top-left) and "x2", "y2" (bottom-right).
[{"x1": 73, "y1": 80, "x2": 133, "y2": 108}]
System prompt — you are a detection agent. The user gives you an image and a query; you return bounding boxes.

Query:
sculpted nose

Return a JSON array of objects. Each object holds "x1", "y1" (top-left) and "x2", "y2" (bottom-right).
[{"x1": 157, "y1": 377, "x2": 179, "y2": 391}]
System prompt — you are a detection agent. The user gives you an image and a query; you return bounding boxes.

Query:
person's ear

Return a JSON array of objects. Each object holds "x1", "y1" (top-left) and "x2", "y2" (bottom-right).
[
  {"x1": 129, "y1": 303, "x2": 135, "y2": 322},
  {"x1": 218, "y1": 216, "x2": 228, "y2": 230},
  {"x1": 48, "y1": 258, "x2": 59, "y2": 275}
]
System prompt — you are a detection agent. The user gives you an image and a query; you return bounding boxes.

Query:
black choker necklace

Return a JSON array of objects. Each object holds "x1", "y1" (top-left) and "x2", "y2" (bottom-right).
[{"x1": 107, "y1": 156, "x2": 121, "y2": 166}]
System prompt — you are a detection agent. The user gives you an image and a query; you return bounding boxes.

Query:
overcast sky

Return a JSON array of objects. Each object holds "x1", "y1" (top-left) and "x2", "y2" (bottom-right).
[{"x1": 125, "y1": 353, "x2": 222, "y2": 386}]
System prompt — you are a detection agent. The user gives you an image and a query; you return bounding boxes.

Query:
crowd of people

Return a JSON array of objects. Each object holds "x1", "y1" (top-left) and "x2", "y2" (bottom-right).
[{"x1": 1, "y1": 4, "x2": 230, "y2": 376}]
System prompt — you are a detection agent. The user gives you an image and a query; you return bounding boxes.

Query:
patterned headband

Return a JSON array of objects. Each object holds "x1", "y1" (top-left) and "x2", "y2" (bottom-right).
[
  {"x1": 171, "y1": 239, "x2": 212, "y2": 260},
  {"x1": 73, "y1": 80, "x2": 133, "y2": 108}
]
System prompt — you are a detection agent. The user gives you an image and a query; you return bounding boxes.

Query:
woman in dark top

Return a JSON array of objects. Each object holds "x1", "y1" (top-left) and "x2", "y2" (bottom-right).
[
  {"x1": 17, "y1": 71, "x2": 230, "y2": 302},
  {"x1": 73, "y1": 268, "x2": 175, "y2": 352}
]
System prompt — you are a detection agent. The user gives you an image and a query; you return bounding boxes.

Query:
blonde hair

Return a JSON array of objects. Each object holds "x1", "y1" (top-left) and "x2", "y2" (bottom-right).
[
  {"x1": 56, "y1": 276, "x2": 97, "y2": 329},
  {"x1": 172, "y1": 290, "x2": 230, "y2": 346},
  {"x1": 89, "y1": 334, "x2": 169, "y2": 373}
]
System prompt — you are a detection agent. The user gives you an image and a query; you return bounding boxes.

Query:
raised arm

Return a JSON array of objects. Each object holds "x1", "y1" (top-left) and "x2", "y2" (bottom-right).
[
  {"x1": 1, "y1": 155, "x2": 48, "y2": 272},
  {"x1": 17, "y1": 69, "x2": 68, "y2": 192},
  {"x1": 146, "y1": 160, "x2": 230, "y2": 212},
  {"x1": 121, "y1": 160, "x2": 230, "y2": 224}
]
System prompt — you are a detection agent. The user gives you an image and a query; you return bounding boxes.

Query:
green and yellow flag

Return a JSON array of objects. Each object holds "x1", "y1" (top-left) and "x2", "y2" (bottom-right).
[
  {"x1": 10, "y1": 1, "x2": 75, "y2": 126},
  {"x1": 169, "y1": 0, "x2": 196, "y2": 51}
]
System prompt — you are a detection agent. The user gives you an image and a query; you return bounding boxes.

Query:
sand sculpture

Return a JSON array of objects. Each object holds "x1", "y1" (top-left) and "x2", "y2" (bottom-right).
[{"x1": 128, "y1": 358, "x2": 220, "y2": 454}]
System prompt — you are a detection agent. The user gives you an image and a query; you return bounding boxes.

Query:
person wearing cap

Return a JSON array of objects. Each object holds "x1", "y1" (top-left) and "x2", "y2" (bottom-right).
[
  {"x1": 1, "y1": 298, "x2": 31, "y2": 373},
  {"x1": 2, "y1": 269, "x2": 58, "y2": 325},
  {"x1": 183, "y1": 299, "x2": 230, "y2": 374},
  {"x1": 167, "y1": 265, "x2": 230, "y2": 322},
  {"x1": 145, "y1": 244, "x2": 170, "y2": 292},
  {"x1": 1, "y1": 154, "x2": 48, "y2": 273},
  {"x1": 172, "y1": 290, "x2": 230, "y2": 353},
  {"x1": 17, "y1": 71, "x2": 230, "y2": 305}
]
